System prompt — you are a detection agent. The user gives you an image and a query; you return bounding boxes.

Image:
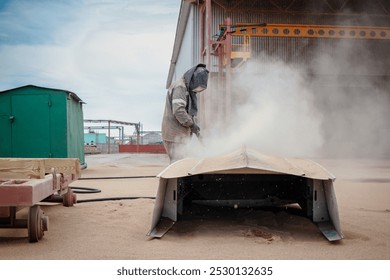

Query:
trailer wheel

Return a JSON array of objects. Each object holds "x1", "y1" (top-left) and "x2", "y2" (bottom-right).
[
  {"x1": 28, "y1": 205, "x2": 45, "y2": 243},
  {"x1": 63, "y1": 188, "x2": 76, "y2": 207}
]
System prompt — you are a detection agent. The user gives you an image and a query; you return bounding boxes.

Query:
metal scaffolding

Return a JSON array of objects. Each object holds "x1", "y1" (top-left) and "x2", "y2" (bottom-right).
[{"x1": 84, "y1": 119, "x2": 142, "y2": 154}]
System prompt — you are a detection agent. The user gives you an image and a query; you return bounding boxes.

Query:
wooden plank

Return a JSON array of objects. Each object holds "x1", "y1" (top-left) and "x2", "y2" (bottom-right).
[
  {"x1": 0, "y1": 158, "x2": 45, "y2": 179},
  {"x1": 0, "y1": 158, "x2": 81, "y2": 179},
  {"x1": 43, "y1": 158, "x2": 81, "y2": 177}
]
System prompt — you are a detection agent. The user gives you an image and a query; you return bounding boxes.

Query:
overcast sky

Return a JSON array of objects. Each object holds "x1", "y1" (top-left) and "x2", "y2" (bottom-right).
[{"x1": 0, "y1": 0, "x2": 180, "y2": 133}]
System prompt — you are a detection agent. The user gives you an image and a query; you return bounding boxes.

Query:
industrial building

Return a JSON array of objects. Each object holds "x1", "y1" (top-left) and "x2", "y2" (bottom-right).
[
  {"x1": 151, "y1": 0, "x2": 390, "y2": 240},
  {"x1": 168, "y1": 0, "x2": 390, "y2": 157}
]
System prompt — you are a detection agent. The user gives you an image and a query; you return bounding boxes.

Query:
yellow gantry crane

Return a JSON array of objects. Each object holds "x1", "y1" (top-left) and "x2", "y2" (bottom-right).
[{"x1": 214, "y1": 22, "x2": 390, "y2": 67}]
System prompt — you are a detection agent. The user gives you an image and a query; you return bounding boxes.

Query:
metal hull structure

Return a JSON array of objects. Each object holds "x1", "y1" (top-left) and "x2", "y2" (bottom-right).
[{"x1": 148, "y1": 147, "x2": 343, "y2": 242}]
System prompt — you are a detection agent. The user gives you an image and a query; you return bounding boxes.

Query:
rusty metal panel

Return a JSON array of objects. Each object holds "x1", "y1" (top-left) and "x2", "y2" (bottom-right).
[{"x1": 192, "y1": 4, "x2": 200, "y2": 64}]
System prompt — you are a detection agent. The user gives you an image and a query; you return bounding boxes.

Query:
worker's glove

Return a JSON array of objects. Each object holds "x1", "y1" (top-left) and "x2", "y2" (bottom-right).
[{"x1": 191, "y1": 123, "x2": 200, "y2": 135}]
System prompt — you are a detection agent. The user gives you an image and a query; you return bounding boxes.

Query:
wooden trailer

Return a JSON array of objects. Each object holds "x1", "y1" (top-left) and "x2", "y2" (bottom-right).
[{"x1": 0, "y1": 158, "x2": 80, "y2": 242}]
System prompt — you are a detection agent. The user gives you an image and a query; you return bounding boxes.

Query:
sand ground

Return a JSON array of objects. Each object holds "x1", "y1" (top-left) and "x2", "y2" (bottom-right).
[{"x1": 0, "y1": 153, "x2": 389, "y2": 260}]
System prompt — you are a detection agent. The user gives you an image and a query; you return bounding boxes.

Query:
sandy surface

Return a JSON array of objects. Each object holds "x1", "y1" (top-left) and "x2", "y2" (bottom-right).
[{"x1": 0, "y1": 153, "x2": 389, "y2": 260}]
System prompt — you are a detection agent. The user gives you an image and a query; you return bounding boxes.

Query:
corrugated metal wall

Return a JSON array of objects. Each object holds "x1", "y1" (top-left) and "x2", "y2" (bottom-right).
[
  {"x1": 174, "y1": 6, "x2": 202, "y2": 80},
  {"x1": 207, "y1": 1, "x2": 390, "y2": 75},
  {"x1": 172, "y1": 0, "x2": 390, "y2": 77}
]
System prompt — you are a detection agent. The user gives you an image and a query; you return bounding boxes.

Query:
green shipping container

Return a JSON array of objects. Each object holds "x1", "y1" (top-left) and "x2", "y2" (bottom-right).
[{"x1": 0, "y1": 85, "x2": 85, "y2": 167}]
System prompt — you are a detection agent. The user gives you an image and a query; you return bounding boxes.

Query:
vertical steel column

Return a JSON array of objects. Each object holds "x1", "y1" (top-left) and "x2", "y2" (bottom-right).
[
  {"x1": 205, "y1": 0, "x2": 212, "y2": 131},
  {"x1": 206, "y1": 0, "x2": 211, "y2": 69},
  {"x1": 200, "y1": 3, "x2": 205, "y2": 63},
  {"x1": 225, "y1": 17, "x2": 232, "y2": 124},
  {"x1": 108, "y1": 120, "x2": 111, "y2": 154},
  {"x1": 217, "y1": 42, "x2": 224, "y2": 126},
  {"x1": 199, "y1": 0, "x2": 212, "y2": 132},
  {"x1": 137, "y1": 122, "x2": 141, "y2": 145},
  {"x1": 199, "y1": 2, "x2": 206, "y2": 130}
]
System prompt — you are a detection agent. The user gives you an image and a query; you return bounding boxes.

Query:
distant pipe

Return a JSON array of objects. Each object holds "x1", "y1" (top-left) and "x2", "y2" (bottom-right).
[{"x1": 108, "y1": 120, "x2": 111, "y2": 154}]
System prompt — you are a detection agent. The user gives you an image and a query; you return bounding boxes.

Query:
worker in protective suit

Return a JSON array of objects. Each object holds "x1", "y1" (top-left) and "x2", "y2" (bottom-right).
[{"x1": 162, "y1": 63, "x2": 209, "y2": 163}]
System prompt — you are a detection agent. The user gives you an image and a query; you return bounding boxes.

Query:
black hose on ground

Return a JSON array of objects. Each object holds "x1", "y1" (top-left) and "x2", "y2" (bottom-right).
[
  {"x1": 76, "y1": 196, "x2": 155, "y2": 203},
  {"x1": 79, "y1": 175, "x2": 156, "y2": 180},
  {"x1": 69, "y1": 186, "x2": 155, "y2": 203},
  {"x1": 70, "y1": 186, "x2": 101, "y2": 194}
]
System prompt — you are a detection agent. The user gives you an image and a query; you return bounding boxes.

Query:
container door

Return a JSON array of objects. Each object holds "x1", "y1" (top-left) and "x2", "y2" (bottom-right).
[
  {"x1": 0, "y1": 95, "x2": 12, "y2": 156},
  {"x1": 0, "y1": 114, "x2": 12, "y2": 156},
  {"x1": 11, "y1": 95, "x2": 51, "y2": 157}
]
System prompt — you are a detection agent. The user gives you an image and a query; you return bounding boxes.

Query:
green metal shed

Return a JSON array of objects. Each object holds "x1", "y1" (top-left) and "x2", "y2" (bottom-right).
[{"x1": 0, "y1": 85, "x2": 85, "y2": 167}]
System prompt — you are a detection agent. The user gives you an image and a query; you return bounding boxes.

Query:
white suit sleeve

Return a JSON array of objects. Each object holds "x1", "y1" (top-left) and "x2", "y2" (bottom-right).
[{"x1": 171, "y1": 86, "x2": 194, "y2": 128}]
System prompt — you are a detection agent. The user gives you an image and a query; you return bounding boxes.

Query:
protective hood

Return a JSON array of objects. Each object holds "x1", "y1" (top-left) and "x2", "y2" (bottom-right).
[{"x1": 183, "y1": 63, "x2": 209, "y2": 117}]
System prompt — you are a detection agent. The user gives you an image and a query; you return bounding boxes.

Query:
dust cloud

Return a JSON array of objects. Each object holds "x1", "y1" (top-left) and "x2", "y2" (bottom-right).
[
  {"x1": 189, "y1": 61, "x2": 324, "y2": 159},
  {"x1": 307, "y1": 39, "x2": 390, "y2": 158},
  {"x1": 188, "y1": 38, "x2": 390, "y2": 159}
]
